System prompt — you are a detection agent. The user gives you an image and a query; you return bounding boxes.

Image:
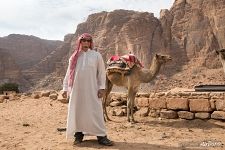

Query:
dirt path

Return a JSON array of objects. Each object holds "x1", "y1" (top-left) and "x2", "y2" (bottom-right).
[{"x1": 0, "y1": 97, "x2": 224, "y2": 150}]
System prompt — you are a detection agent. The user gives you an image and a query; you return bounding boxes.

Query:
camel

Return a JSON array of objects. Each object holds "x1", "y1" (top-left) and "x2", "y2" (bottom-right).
[
  {"x1": 103, "y1": 53, "x2": 172, "y2": 123},
  {"x1": 216, "y1": 48, "x2": 225, "y2": 74}
]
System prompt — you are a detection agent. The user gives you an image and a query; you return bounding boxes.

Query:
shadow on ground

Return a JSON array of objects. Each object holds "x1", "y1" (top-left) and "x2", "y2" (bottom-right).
[
  {"x1": 76, "y1": 139, "x2": 205, "y2": 150},
  {"x1": 137, "y1": 119, "x2": 225, "y2": 130}
]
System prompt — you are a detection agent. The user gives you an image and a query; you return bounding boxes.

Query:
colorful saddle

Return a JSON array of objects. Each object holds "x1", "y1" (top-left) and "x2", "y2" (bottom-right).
[{"x1": 106, "y1": 54, "x2": 143, "y2": 75}]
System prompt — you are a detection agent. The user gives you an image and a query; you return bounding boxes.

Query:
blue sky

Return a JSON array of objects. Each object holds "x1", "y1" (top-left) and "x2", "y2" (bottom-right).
[{"x1": 0, "y1": 0, "x2": 174, "y2": 40}]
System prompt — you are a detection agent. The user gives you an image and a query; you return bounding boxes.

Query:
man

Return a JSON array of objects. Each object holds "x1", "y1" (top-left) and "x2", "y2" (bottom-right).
[{"x1": 62, "y1": 33, "x2": 113, "y2": 146}]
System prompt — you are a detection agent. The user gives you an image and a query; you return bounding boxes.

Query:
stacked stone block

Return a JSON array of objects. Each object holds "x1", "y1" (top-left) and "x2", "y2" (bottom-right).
[{"x1": 109, "y1": 91, "x2": 225, "y2": 120}]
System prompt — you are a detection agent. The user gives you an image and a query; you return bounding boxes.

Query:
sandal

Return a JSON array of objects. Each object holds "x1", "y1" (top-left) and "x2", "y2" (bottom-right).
[{"x1": 97, "y1": 136, "x2": 113, "y2": 146}]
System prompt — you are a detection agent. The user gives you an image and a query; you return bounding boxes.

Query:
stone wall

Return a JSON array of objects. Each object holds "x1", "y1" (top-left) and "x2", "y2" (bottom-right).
[
  {"x1": 108, "y1": 91, "x2": 225, "y2": 120},
  {"x1": 1, "y1": 90, "x2": 225, "y2": 120}
]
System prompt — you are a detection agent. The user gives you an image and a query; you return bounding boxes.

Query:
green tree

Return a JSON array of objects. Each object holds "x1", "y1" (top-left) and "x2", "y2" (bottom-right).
[{"x1": 0, "y1": 83, "x2": 19, "y2": 94}]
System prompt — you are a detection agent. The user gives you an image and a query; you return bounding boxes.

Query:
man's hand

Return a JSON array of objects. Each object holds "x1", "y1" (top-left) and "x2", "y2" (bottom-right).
[
  {"x1": 62, "y1": 91, "x2": 67, "y2": 98},
  {"x1": 98, "y1": 89, "x2": 105, "y2": 98}
]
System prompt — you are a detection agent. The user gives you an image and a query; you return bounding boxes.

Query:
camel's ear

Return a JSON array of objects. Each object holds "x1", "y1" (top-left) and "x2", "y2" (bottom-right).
[{"x1": 155, "y1": 54, "x2": 159, "y2": 58}]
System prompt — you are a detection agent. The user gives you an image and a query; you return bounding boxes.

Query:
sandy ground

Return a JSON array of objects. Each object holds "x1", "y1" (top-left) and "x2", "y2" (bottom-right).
[{"x1": 0, "y1": 96, "x2": 225, "y2": 150}]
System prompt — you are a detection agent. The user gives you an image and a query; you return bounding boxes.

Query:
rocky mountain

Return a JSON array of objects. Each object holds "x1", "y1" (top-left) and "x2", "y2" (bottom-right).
[
  {"x1": 69, "y1": 0, "x2": 225, "y2": 71},
  {"x1": 0, "y1": 34, "x2": 62, "y2": 70},
  {"x1": 158, "y1": 0, "x2": 225, "y2": 90},
  {"x1": 71, "y1": 9, "x2": 165, "y2": 68},
  {"x1": 23, "y1": 34, "x2": 73, "y2": 85},
  {"x1": 161, "y1": 0, "x2": 224, "y2": 67},
  {"x1": 32, "y1": 9, "x2": 167, "y2": 91},
  {"x1": 0, "y1": 48, "x2": 31, "y2": 91},
  {"x1": 22, "y1": 34, "x2": 75, "y2": 92},
  {"x1": 2, "y1": 0, "x2": 225, "y2": 92},
  {"x1": 0, "y1": 48, "x2": 21, "y2": 80},
  {"x1": 34, "y1": 0, "x2": 225, "y2": 92},
  {"x1": 0, "y1": 34, "x2": 63, "y2": 91}
]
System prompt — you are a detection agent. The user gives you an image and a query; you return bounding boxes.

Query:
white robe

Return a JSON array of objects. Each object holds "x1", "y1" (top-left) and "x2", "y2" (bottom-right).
[{"x1": 63, "y1": 49, "x2": 106, "y2": 139}]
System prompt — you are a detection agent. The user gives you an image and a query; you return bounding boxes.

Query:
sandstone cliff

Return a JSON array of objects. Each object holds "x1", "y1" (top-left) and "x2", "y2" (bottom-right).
[
  {"x1": 161, "y1": 0, "x2": 225, "y2": 67},
  {"x1": 72, "y1": 9, "x2": 166, "y2": 68},
  {"x1": 158, "y1": 0, "x2": 225, "y2": 90}
]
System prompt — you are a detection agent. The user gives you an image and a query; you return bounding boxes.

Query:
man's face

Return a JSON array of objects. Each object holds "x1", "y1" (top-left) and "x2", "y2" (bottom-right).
[{"x1": 80, "y1": 38, "x2": 92, "y2": 51}]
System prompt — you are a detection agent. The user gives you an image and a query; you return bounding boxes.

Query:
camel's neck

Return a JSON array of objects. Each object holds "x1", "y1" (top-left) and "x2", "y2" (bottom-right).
[{"x1": 140, "y1": 58, "x2": 162, "y2": 83}]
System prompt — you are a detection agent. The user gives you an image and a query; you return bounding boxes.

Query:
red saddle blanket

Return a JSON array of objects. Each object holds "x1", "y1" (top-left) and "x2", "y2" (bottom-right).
[{"x1": 107, "y1": 54, "x2": 143, "y2": 69}]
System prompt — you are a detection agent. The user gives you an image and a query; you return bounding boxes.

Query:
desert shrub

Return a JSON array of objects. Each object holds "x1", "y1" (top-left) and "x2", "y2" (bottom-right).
[{"x1": 0, "y1": 83, "x2": 19, "y2": 94}]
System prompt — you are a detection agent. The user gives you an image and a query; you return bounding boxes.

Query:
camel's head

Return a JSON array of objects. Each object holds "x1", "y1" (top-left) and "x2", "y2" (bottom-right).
[
  {"x1": 216, "y1": 49, "x2": 225, "y2": 59},
  {"x1": 155, "y1": 53, "x2": 172, "y2": 64}
]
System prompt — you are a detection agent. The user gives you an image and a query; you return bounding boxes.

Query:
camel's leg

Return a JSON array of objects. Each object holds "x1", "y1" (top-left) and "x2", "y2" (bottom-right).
[
  {"x1": 130, "y1": 90, "x2": 137, "y2": 123},
  {"x1": 127, "y1": 88, "x2": 137, "y2": 123},
  {"x1": 103, "y1": 78, "x2": 113, "y2": 121},
  {"x1": 127, "y1": 95, "x2": 131, "y2": 122}
]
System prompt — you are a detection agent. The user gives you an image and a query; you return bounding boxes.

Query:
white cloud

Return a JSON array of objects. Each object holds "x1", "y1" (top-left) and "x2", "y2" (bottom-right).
[{"x1": 0, "y1": 0, "x2": 174, "y2": 40}]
